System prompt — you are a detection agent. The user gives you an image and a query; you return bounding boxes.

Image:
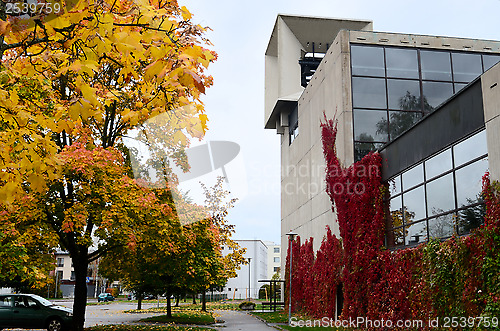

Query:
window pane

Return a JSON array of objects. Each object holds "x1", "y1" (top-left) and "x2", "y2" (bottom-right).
[
  {"x1": 454, "y1": 130, "x2": 488, "y2": 166},
  {"x1": 405, "y1": 220, "x2": 427, "y2": 245},
  {"x1": 354, "y1": 142, "x2": 384, "y2": 162},
  {"x1": 454, "y1": 83, "x2": 467, "y2": 93},
  {"x1": 428, "y1": 213, "x2": 455, "y2": 239},
  {"x1": 456, "y1": 157, "x2": 488, "y2": 208},
  {"x1": 392, "y1": 228, "x2": 405, "y2": 247},
  {"x1": 353, "y1": 109, "x2": 389, "y2": 142},
  {"x1": 421, "y1": 50, "x2": 452, "y2": 81},
  {"x1": 390, "y1": 196, "x2": 403, "y2": 228},
  {"x1": 386, "y1": 48, "x2": 419, "y2": 79},
  {"x1": 457, "y1": 204, "x2": 485, "y2": 235},
  {"x1": 352, "y1": 77, "x2": 387, "y2": 109},
  {"x1": 387, "y1": 79, "x2": 421, "y2": 110},
  {"x1": 388, "y1": 111, "x2": 422, "y2": 140},
  {"x1": 402, "y1": 163, "x2": 423, "y2": 191},
  {"x1": 422, "y1": 81, "x2": 454, "y2": 110},
  {"x1": 389, "y1": 176, "x2": 401, "y2": 197},
  {"x1": 403, "y1": 185, "x2": 426, "y2": 221},
  {"x1": 483, "y1": 54, "x2": 500, "y2": 71},
  {"x1": 351, "y1": 45, "x2": 385, "y2": 77},
  {"x1": 426, "y1": 173, "x2": 455, "y2": 216},
  {"x1": 452, "y1": 53, "x2": 482, "y2": 83},
  {"x1": 425, "y1": 149, "x2": 452, "y2": 179}
]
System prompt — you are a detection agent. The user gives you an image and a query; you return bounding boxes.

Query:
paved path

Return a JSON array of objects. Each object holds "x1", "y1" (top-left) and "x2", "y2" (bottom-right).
[{"x1": 214, "y1": 310, "x2": 279, "y2": 331}]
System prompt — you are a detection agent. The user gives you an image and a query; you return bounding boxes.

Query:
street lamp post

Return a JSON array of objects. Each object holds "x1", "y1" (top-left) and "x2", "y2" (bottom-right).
[
  {"x1": 286, "y1": 231, "x2": 298, "y2": 325},
  {"x1": 248, "y1": 257, "x2": 252, "y2": 299}
]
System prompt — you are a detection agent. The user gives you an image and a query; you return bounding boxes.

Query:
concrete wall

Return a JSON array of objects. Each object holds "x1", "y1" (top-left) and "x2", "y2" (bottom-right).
[
  {"x1": 280, "y1": 30, "x2": 351, "y2": 270},
  {"x1": 481, "y1": 62, "x2": 500, "y2": 182},
  {"x1": 264, "y1": 17, "x2": 304, "y2": 127}
]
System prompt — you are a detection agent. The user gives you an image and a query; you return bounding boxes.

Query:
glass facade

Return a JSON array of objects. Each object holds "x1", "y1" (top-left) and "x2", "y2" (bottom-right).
[
  {"x1": 351, "y1": 44, "x2": 499, "y2": 162},
  {"x1": 386, "y1": 130, "x2": 488, "y2": 248}
]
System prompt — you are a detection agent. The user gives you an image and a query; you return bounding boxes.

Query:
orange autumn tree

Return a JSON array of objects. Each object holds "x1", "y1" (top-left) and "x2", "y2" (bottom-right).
[{"x1": 0, "y1": 0, "x2": 215, "y2": 329}]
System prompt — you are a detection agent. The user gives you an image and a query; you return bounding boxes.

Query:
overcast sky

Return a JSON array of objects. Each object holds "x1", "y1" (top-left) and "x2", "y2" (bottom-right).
[{"x1": 178, "y1": 0, "x2": 500, "y2": 244}]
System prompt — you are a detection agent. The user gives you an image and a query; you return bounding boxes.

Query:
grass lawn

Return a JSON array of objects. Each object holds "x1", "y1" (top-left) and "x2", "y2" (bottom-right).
[
  {"x1": 251, "y1": 310, "x2": 288, "y2": 323},
  {"x1": 85, "y1": 325, "x2": 207, "y2": 331},
  {"x1": 125, "y1": 301, "x2": 240, "y2": 314},
  {"x1": 139, "y1": 310, "x2": 216, "y2": 325},
  {"x1": 252, "y1": 311, "x2": 347, "y2": 330}
]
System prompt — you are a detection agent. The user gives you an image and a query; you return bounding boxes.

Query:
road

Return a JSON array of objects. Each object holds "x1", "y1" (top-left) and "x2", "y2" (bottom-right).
[{"x1": 54, "y1": 299, "x2": 165, "y2": 327}]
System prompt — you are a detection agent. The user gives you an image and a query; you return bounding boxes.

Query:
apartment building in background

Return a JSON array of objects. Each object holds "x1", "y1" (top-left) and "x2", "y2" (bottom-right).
[
  {"x1": 264, "y1": 241, "x2": 281, "y2": 279},
  {"x1": 218, "y1": 240, "x2": 279, "y2": 300},
  {"x1": 54, "y1": 251, "x2": 101, "y2": 298},
  {"x1": 264, "y1": 14, "x2": 500, "y2": 274}
]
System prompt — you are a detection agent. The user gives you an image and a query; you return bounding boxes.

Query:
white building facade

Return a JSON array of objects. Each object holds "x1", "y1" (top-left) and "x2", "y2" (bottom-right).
[{"x1": 219, "y1": 240, "x2": 268, "y2": 300}]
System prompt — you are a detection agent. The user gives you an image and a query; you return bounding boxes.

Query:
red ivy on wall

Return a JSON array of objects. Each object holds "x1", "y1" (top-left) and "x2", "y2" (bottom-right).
[{"x1": 284, "y1": 115, "x2": 500, "y2": 329}]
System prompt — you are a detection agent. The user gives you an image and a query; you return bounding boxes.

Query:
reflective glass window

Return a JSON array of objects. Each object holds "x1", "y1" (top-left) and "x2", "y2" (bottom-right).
[
  {"x1": 425, "y1": 149, "x2": 452, "y2": 179},
  {"x1": 353, "y1": 109, "x2": 389, "y2": 142},
  {"x1": 389, "y1": 176, "x2": 402, "y2": 197},
  {"x1": 351, "y1": 45, "x2": 385, "y2": 77},
  {"x1": 455, "y1": 157, "x2": 488, "y2": 208},
  {"x1": 354, "y1": 142, "x2": 384, "y2": 162},
  {"x1": 428, "y1": 214, "x2": 455, "y2": 239},
  {"x1": 392, "y1": 228, "x2": 405, "y2": 247},
  {"x1": 403, "y1": 185, "x2": 426, "y2": 221},
  {"x1": 387, "y1": 79, "x2": 421, "y2": 110},
  {"x1": 457, "y1": 204, "x2": 485, "y2": 235},
  {"x1": 405, "y1": 220, "x2": 427, "y2": 245},
  {"x1": 402, "y1": 164, "x2": 423, "y2": 191},
  {"x1": 421, "y1": 51, "x2": 452, "y2": 81},
  {"x1": 483, "y1": 54, "x2": 500, "y2": 71},
  {"x1": 386, "y1": 48, "x2": 419, "y2": 79},
  {"x1": 426, "y1": 173, "x2": 455, "y2": 216},
  {"x1": 422, "y1": 81, "x2": 454, "y2": 110},
  {"x1": 454, "y1": 83, "x2": 468, "y2": 93},
  {"x1": 452, "y1": 53, "x2": 482, "y2": 83},
  {"x1": 352, "y1": 77, "x2": 387, "y2": 109},
  {"x1": 390, "y1": 196, "x2": 403, "y2": 228},
  {"x1": 388, "y1": 111, "x2": 422, "y2": 140},
  {"x1": 454, "y1": 130, "x2": 488, "y2": 166}
]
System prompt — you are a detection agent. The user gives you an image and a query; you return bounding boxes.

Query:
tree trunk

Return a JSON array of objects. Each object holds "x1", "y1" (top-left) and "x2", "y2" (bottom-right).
[
  {"x1": 166, "y1": 289, "x2": 172, "y2": 317},
  {"x1": 175, "y1": 295, "x2": 180, "y2": 307},
  {"x1": 71, "y1": 251, "x2": 89, "y2": 331},
  {"x1": 192, "y1": 293, "x2": 196, "y2": 304},
  {"x1": 137, "y1": 291, "x2": 143, "y2": 310},
  {"x1": 201, "y1": 291, "x2": 206, "y2": 312}
]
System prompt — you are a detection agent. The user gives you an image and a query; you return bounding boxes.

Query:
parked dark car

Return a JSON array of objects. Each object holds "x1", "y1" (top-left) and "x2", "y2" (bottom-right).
[
  {"x1": 97, "y1": 293, "x2": 114, "y2": 302},
  {"x1": 0, "y1": 293, "x2": 72, "y2": 331}
]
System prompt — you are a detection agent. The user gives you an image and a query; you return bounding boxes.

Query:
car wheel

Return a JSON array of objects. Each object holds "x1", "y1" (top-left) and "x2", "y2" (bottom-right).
[{"x1": 47, "y1": 317, "x2": 64, "y2": 331}]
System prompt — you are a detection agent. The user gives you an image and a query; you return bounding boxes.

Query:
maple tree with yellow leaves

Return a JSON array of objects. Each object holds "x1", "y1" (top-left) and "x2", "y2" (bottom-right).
[{"x1": 0, "y1": 0, "x2": 217, "y2": 328}]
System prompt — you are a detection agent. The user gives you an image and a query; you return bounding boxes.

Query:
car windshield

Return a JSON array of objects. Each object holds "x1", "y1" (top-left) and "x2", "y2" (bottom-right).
[{"x1": 31, "y1": 295, "x2": 54, "y2": 307}]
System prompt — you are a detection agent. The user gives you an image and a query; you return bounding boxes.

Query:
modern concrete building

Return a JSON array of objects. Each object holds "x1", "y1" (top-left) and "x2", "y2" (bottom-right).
[
  {"x1": 264, "y1": 14, "x2": 500, "y2": 272},
  {"x1": 220, "y1": 240, "x2": 268, "y2": 300}
]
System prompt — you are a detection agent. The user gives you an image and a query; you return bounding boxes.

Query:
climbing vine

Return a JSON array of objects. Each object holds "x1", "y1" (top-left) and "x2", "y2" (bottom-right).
[{"x1": 285, "y1": 115, "x2": 500, "y2": 329}]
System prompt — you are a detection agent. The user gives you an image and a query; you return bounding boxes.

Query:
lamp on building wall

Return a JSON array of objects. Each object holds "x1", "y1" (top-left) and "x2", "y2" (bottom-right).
[
  {"x1": 247, "y1": 257, "x2": 252, "y2": 299},
  {"x1": 286, "y1": 231, "x2": 298, "y2": 325}
]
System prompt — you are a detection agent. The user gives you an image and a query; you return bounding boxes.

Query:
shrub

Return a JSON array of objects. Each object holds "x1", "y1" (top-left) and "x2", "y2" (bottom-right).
[{"x1": 238, "y1": 301, "x2": 255, "y2": 310}]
